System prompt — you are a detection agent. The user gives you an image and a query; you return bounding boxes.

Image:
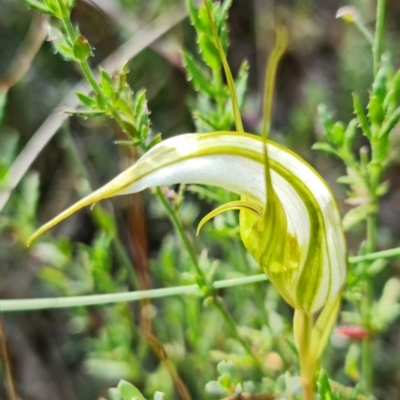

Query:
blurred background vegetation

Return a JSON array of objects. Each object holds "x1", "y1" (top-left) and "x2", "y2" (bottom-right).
[{"x1": 1, "y1": 0, "x2": 400, "y2": 399}]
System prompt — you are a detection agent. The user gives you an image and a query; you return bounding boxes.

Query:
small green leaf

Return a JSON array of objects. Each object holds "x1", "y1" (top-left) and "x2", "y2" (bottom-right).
[
  {"x1": 376, "y1": 181, "x2": 389, "y2": 197},
  {"x1": 20, "y1": 0, "x2": 53, "y2": 15},
  {"x1": 120, "y1": 120, "x2": 137, "y2": 138},
  {"x1": 73, "y1": 35, "x2": 93, "y2": 60},
  {"x1": 21, "y1": 172, "x2": 40, "y2": 218},
  {"x1": 343, "y1": 204, "x2": 376, "y2": 231},
  {"x1": 312, "y1": 142, "x2": 340, "y2": 158},
  {"x1": 380, "y1": 107, "x2": 400, "y2": 138},
  {"x1": 186, "y1": 0, "x2": 203, "y2": 33},
  {"x1": 118, "y1": 380, "x2": 147, "y2": 400},
  {"x1": 43, "y1": 0, "x2": 61, "y2": 15},
  {"x1": 108, "y1": 388, "x2": 121, "y2": 400},
  {"x1": 367, "y1": 161, "x2": 382, "y2": 187},
  {"x1": 134, "y1": 90, "x2": 150, "y2": 142},
  {"x1": 217, "y1": 360, "x2": 238, "y2": 379},
  {"x1": 117, "y1": 96, "x2": 133, "y2": 118},
  {"x1": 235, "y1": 59, "x2": 249, "y2": 110},
  {"x1": 205, "y1": 380, "x2": 228, "y2": 396},
  {"x1": 372, "y1": 64, "x2": 388, "y2": 104},
  {"x1": 218, "y1": 373, "x2": 231, "y2": 388},
  {"x1": 344, "y1": 343, "x2": 360, "y2": 381},
  {"x1": 182, "y1": 52, "x2": 215, "y2": 97},
  {"x1": 198, "y1": 33, "x2": 221, "y2": 71},
  {"x1": 317, "y1": 369, "x2": 336, "y2": 398},
  {"x1": 383, "y1": 69, "x2": 400, "y2": 112},
  {"x1": 92, "y1": 207, "x2": 117, "y2": 234},
  {"x1": 343, "y1": 118, "x2": 358, "y2": 150},
  {"x1": 100, "y1": 69, "x2": 115, "y2": 100},
  {"x1": 318, "y1": 104, "x2": 334, "y2": 138},
  {"x1": 64, "y1": 0, "x2": 76, "y2": 12},
  {"x1": 214, "y1": 0, "x2": 232, "y2": 52},
  {"x1": 75, "y1": 92, "x2": 97, "y2": 108},
  {"x1": 353, "y1": 93, "x2": 372, "y2": 139},
  {"x1": 48, "y1": 26, "x2": 74, "y2": 60},
  {"x1": 336, "y1": 175, "x2": 355, "y2": 185},
  {"x1": 367, "y1": 258, "x2": 388, "y2": 276},
  {"x1": 330, "y1": 121, "x2": 345, "y2": 147},
  {"x1": 375, "y1": 278, "x2": 400, "y2": 327},
  {"x1": 63, "y1": 109, "x2": 104, "y2": 118},
  {"x1": 368, "y1": 95, "x2": 384, "y2": 126},
  {"x1": 146, "y1": 133, "x2": 162, "y2": 150}
]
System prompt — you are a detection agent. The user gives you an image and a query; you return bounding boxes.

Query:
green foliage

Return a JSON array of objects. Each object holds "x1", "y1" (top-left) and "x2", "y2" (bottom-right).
[
  {"x1": 184, "y1": 0, "x2": 248, "y2": 132},
  {"x1": 315, "y1": 57, "x2": 400, "y2": 234}
]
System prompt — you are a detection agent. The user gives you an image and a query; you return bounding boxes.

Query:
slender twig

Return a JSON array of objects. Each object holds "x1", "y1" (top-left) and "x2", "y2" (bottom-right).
[{"x1": 355, "y1": 19, "x2": 374, "y2": 47}]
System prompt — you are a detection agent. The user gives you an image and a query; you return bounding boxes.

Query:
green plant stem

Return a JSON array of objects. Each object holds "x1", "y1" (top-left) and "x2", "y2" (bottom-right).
[
  {"x1": 155, "y1": 187, "x2": 264, "y2": 372},
  {"x1": 361, "y1": 212, "x2": 377, "y2": 396},
  {"x1": 373, "y1": 0, "x2": 386, "y2": 75},
  {"x1": 360, "y1": 0, "x2": 386, "y2": 389},
  {"x1": 77, "y1": 59, "x2": 105, "y2": 103},
  {"x1": 0, "y1": 274, "x2": 269, "y2": 312},
  {"x1": 294, "y1": 310, "x2": 315, "y2": 400},
  {"x1": 355, "y1": 19, "x2": 374, "y2": 47},
  {"x1": 1, "y1": 248, "x2": 397, "y2": 312},
  {"x1": 349, "y1": 246, "x2": 400, "y2": 263},
  {"x1": 57, "y1": 0, "x2": 76, "y2": 42}
]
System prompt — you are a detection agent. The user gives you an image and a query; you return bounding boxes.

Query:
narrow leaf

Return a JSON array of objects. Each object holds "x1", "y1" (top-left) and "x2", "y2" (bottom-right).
[
  {"x1": 100, "y1": 69, "x2": 115, "y2": 100},
  {"x1": 380, "y1": 107, "x2": 400, "y2": 138},
  {"x1": 235, "y1": 60, "x2": 249, "y2": 110},
  {"x1": 353, "y1": 93, "x2": 372, "y2": 139},
  {"x1": 343, "y1": 204, "x2": 376, "y2": 231},
  {"x1": 312, "y1": 142, "x2": 340, "y2": 158},
  {"x1": 183, "y1": 51, "x2": 215, "y2": 97},
  {"x1": 20, "y1": 0, "x2": 53, "y2": 15},
  {"x1": 75, "y1": 92, "x2": 97, "y2": 108},
  {"x1": 118, "y1": 380, "x2": 147, "y2": 400},
  {"x1": 368, "y1": 95, "x2": 384, "y2": 126}
]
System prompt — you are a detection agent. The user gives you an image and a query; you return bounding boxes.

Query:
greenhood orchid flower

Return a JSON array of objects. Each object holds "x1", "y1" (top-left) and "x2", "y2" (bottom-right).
[{"x1": 28, "y1": 131, "x2": 347, "y2": 314}]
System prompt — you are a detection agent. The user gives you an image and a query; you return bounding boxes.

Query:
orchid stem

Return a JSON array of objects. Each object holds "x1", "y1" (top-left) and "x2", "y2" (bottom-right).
[{"x1": 294, "y1": 310, "x2": 315, "y2": 400}]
